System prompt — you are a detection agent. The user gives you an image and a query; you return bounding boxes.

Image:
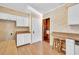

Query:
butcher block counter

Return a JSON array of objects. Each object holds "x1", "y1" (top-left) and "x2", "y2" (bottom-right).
[
  {"x1": 16, "y1": 31, "x2": 31, "y2": 34},
  {"x1": 53, "y1": 32, "x2": 79, "y2": 41}
]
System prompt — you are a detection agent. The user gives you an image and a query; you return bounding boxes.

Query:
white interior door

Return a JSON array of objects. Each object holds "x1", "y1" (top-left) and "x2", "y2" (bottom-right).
[{"x1": 32, "y1": 16, "x2": 42, "y2": 43}]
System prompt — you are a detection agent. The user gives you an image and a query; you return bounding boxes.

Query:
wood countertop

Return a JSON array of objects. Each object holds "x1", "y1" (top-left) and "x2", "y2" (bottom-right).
[
  {"x1": 53, "y1": 32, "x2": 79, "y2": 41},
  {"x1": 16, "y1": 31, "x2": 31, "y2": 34},
  {"x1": 53, "y1": 31, "x2": 79, "y2": 35}
]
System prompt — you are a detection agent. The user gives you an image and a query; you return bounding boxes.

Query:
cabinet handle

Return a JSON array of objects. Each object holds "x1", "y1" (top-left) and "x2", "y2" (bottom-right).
[{"x1": 11, "y1": 33, "x2": 13, "y2": 35}]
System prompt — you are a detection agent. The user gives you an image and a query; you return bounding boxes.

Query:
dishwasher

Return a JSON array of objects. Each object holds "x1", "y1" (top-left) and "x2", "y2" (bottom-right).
[{"x1": 75, "y1": 41, "x2": 79, "y2": 55}]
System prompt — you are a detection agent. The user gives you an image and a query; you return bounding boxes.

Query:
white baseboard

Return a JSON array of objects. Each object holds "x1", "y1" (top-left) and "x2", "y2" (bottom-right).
[{"x1": 31, "y1": 39, "x2": 41, "y2": 44}]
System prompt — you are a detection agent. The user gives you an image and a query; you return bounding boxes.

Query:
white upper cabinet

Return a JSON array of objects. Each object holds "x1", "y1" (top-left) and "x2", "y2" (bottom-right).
[
  {"x1": 16, "y1": 16, "x2": 28, "y2": 27},
  {"x1": 68, "y1": 4, "x2": 79, "y2": 25},
  {"x1": 23, "y1": 17, "x2": 29, "y2": 26},
  {"x1": 16, "y1": 16, "x2": 24, "y2": 26},
  {"x1": 0, "y1": 12, "x2": 16, "y2": 21},
  {"x1": 0, "y1": 12, "x2": 29, "y2": 27},
  {"x1": 0, "y1": 12, "x2": 9, "y2": 20},
  {"x1": 8, "y1": 14, "x2": 16, "y2": 21}
]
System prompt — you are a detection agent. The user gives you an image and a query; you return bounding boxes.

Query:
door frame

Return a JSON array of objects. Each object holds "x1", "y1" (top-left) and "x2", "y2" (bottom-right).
[{"x1": 42, "y1": 18, "x2": 50, "y2": 43}]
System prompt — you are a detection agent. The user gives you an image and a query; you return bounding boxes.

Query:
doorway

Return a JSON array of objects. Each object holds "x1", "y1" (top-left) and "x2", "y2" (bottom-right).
[
  {"x1": 0, "y1": 20, "x2": 16, "y2": 41},
  {"x1": 43, "y1": 18, "x2": 50, "y2": 43}
]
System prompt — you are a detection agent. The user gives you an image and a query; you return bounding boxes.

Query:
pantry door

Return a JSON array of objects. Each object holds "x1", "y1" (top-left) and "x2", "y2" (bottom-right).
[{"x1": 31, "y1": 16, "x2": 42, "y2": 43}]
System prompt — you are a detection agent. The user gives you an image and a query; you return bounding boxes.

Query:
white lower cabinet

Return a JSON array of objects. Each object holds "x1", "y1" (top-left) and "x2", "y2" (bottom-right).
[
  {"x1": 66, "y1": 39, "x2": 75, "y2": 55},
  {"x1": 75, "y1": 45, "x2": 79, "y2": 55},
  {"x1": 74, "y1": 41, "x2": 79, "y2": 55},
  {"x1": 17, "y1": 34, "x2": 31, "y2": 46}
]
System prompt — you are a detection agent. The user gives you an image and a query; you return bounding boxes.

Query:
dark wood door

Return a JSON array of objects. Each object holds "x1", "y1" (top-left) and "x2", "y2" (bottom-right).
[{"x1": 43, "y1": 18, "x2": 50, "y2": 43}]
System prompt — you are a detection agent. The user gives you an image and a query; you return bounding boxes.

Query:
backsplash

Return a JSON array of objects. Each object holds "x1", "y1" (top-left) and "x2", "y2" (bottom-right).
[{"x1": 16, "y1": 27, "x2": 29, "y2": 32}]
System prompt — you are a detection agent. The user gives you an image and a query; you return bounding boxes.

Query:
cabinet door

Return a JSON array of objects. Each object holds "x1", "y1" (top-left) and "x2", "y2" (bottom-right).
[
  {"x1": 21, "y1": 17, "x2": 25, "y2": 26},
  {"x1": 75, "y1": 45, "x2": 79, "y2": 55},
  {"x1": 66, "y1": 39, "x2": 75, "y2": 55},
  {"x1": 24, "y1": 34, "x2": 31, "y2": 44},
  {"x1": 9, "y1": 14, "x2": 16, "y2": 21},
  {"x1": 0, "y1": 13, "x2": 9, "y2": 20},
  {"x1": 68, "y1": 4, "x2": 79, "y2": 25},
  {"x1": 0, "y1": 12, "x2": 16, "y2": 21},
  {"x1": 23, "y1": 17, "x2": 28, "y2": 26},
  {"x1": 16, "y1": 16, "x2": 28, "y2": 27},
  {"x1": 16, "y1": 16, "x2": 23, "y2": 26},
  {"x1": 17, "y1": 34, "x2": 31, "y2": 46},
  {"x1": 17, "y1": 34, "x2": 25, "y2": 46}
]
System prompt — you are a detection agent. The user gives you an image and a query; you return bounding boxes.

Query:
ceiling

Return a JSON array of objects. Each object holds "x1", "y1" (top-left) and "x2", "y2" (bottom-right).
[
  {"x1": 27, "y1": 3, "x2": 63, "y2": 14},
  {"x1": 0, "y1": 3, "x2": 63, "y2": 14}
]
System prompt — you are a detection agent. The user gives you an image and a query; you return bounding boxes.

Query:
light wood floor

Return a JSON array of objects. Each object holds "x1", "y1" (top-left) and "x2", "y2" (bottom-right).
[
  {"x1": 0, "y1": 40, "x2": 63, "y2": 55},
  {"x1": 0, "y1": 40, "x2": 17, "y2": 55}
]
